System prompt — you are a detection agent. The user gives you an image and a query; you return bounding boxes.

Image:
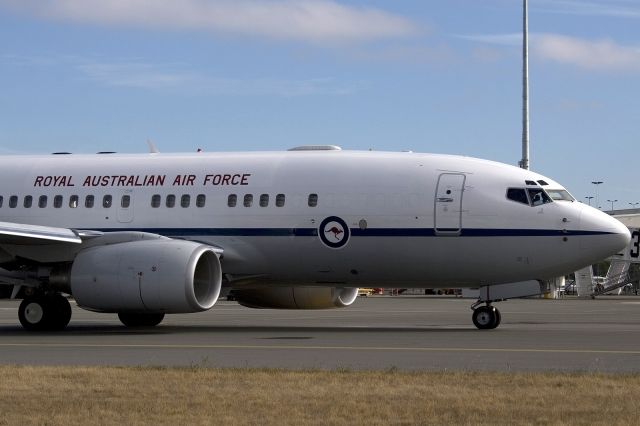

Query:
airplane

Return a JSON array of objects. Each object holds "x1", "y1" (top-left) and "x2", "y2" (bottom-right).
[{"x1": 0, "y1": 145, "x2": 630, "y2": 331}]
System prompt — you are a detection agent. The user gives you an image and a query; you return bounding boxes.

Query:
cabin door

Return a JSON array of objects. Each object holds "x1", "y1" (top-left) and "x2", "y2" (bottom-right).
[{"x1": 434, "y1": 173, "x2": 465, "y2": 235}]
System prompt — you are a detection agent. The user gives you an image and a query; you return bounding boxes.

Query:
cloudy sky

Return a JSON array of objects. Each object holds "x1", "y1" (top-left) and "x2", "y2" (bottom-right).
[{"x1": 0, "y1": 0, "x2": 638, "y2": 208}]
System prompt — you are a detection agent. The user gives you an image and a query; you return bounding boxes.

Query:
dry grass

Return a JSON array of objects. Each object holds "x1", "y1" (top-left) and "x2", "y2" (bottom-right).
[{"x1": 0, "y1": 366, "x2": 638, "y2": 425}]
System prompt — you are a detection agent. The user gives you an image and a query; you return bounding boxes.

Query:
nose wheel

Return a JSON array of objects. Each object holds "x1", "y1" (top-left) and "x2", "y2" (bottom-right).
[{"x1": 472, "y1": 305, "x2": 501, "y2": 330}]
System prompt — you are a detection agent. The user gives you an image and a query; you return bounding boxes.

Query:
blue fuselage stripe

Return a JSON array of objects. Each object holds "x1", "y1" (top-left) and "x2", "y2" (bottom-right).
[{"x1": 93, "y1": 227, "x2": 613, "y2": 238}]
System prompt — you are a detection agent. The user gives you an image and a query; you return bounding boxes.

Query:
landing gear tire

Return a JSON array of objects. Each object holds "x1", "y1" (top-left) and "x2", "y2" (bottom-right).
[
  {"x1": 493, "y1": 308, "x2": 502, "y2": 328},
  {"x1": 118, "y1": 313, "x2": 165, "y2": 328},
  {"x1": 18, "y1": 294, "x2": 72, "y2": 331},
  {"x1": 472, "y1": 306, "x2": 501, "y2": 330}
]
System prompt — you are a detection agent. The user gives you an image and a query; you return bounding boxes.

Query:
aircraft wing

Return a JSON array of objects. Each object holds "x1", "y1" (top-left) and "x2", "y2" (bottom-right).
[
  {"x1": 0, "y1": 221, "x2": 84, "y2": 244},
  {"x1": 0, "y1": 222, "x2": 222, "y2": 262}
]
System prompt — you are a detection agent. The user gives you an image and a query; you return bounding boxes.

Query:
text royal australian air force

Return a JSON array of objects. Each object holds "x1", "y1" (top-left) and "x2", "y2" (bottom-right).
[{"x1": 32, "y1": 173, "x2": 252, "y2": 188}]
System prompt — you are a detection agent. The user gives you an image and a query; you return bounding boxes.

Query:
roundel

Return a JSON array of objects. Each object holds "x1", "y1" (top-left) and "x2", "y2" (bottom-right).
[{"x1": 319, "y1": 216, "x2": 350, "y2": 249}]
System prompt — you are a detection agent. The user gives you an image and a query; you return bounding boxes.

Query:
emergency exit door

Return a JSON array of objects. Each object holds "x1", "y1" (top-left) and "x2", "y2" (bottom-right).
[{"x1": 434, "y1": 173, "x2": 465, "y2": 235}]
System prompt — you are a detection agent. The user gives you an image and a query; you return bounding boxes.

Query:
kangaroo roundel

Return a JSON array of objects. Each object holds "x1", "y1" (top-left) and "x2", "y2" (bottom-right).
[{"x1": 319, "y1": 216, "x2": 350, "y2": 249}]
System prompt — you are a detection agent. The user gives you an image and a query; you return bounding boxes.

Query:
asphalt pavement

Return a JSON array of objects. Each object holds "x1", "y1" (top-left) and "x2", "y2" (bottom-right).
[{"x1": 1, "y1": 296, "x2": 639, "y2": 372}]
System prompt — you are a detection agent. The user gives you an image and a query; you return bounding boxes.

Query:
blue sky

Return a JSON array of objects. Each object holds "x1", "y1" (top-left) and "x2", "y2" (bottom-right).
[{"x1": 0, "y1": 0, "x2": 638, "y2": 209}]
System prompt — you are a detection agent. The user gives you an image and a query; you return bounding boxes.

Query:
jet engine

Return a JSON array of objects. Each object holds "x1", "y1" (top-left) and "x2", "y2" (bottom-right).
[
  {"x1": 233, "y1": 287, "x2": 358, "y2": 309},
  {"x1": 69, "y1": 240, "x2": 222, "y2": 313}
]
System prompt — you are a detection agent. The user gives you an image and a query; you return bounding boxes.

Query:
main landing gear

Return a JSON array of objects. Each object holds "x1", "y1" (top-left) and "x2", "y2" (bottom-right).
[
  {"x1": 18, "y1": 293, "x2": 72, "y2": 331},
  {"x1": 118, "y1": 312, "x2": 165, "y2": 327}
]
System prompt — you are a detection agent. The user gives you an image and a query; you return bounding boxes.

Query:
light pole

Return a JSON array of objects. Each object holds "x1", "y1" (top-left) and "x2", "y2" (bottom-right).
[
  {"x1": 585, "y1": 196, "x2": 594, "y2": 206},
  {"x1": 592, "y1": 181, "x2": 603, "y2": 209},
  {"x1": 519, "y1": 0, "x2": 530, "y2": 170},
  {"x1": 607, "y1": 199, "x2": 618, "y2": 212}
]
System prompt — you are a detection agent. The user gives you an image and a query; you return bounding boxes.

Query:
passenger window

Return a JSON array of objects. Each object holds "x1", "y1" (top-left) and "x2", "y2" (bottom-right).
[
  {"x1": 0, "y1": 195, "x2": 3, "y2": 208},
  {"x1": 9, "y1": 196, "x2": 18, "y2": 208},
  {"x1": 228, "y1": 194, "x2": 237, "y2": 208},
  {"x1": 23, "y1": 196, "x2": 33, "y2": 208},
  {"x1": 151, "y1": 194, "x2": 161, "y2": 208},
  {"x1": 308, "y1": 194, "x2": 318, "y2": 207},
  {"x1": 121, "y1": 195, "x2": 131, "y2": 208},
  {"x1": 506, "y1": 188, "x2": 529, "y2": 205},
  {"x1": 54, "y1": 195, "x2": 63, "y2": 208},
  {"x1": 528, "y1": 189, "x2": 552, "y2": 206},
  {"x1": 85, "y1": 195, "x2": 95, "y2": 208},
  {"x1": 259, "y1": 194, "x2": 269, "y2": 207},
  {"x1": 39, "y1": 196, "x2": 48, "y2": 208},
  {"x1": 276, "y1": 194, "x2": 285, "y2": 207},
  {"x1": 181, "y1": 194, "x2": 190, "y2": 208},
  {"x1": 166, "y1": 194, "x2": 176, "y2": 208},
  {"x1": 196, "y1": 194, "x2": 206, "y2": 208},
  {"x1": 102, "y1": 195, "x2": 112, "y2": 208},
  {"x1": 69, "y1": 195, "x2": 79, "y2": 208},
  {"x1": 244, "y1": 194, "x2": 253, "y2": 207}
]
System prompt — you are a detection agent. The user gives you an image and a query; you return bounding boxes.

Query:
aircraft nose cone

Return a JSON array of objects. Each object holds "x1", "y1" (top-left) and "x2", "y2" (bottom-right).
[{"x1": 579, "y1": 206, "x2": 630, "y2": 258}]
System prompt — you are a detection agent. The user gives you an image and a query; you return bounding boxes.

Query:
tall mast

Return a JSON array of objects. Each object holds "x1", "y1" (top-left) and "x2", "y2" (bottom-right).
[{"x1": 519, "y1": 0, "x2": 530, "y2": 170}]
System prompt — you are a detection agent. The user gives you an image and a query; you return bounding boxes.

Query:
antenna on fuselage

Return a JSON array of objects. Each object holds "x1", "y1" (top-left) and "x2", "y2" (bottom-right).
[
  {"x1": 147, "y1": 139, "x2": 159, "y2": 154},
  {"x1": 518, "y1": 0, "x2": 530, "y2": 170}
]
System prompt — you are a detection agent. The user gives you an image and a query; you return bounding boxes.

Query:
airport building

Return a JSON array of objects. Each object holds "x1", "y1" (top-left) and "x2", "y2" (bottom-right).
[{"x1": 609, "y1": 208, "x2": 640, "y2": 229}]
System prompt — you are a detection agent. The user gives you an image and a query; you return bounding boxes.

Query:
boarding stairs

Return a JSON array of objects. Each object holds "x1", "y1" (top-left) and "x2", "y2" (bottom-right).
[{"x1": 591, "y1": 261, "x2": 638, "y2": 298}]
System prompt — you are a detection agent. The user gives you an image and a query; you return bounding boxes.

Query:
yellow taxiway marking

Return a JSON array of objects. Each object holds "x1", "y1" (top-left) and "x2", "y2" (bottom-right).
[{"x1": 1, "y1": 343, "x2": 640, "y2": 355}]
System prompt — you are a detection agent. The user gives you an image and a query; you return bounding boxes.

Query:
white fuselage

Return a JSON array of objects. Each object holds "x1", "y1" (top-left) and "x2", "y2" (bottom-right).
[{"x1": 0, "y1": 150, "x2": 629, "y2": 288}]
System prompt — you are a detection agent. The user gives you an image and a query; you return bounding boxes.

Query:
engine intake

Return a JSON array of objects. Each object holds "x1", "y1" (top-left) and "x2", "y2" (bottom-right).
[
  {"x1": 70, "y1": 240, "x2": 222, "y2": 313},
  {"x1": 233, "y1": 287, "x2": 358, "y2": 309}
]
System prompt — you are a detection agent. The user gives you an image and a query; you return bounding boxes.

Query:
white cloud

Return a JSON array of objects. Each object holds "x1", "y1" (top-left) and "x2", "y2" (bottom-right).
[
  {"x1": 344, "y1": 44, "x2": 456, "y2": 66},
  {"x1": 75, "y1": 60, "x2": 360, "y2": 96},
  {"x1": 536, "y1": 0, "x2": 640, "y2": 19},
  {"x1": 76, "y1": 62, "x2": 197, "y2": 90},
  {"x1": 460, "y1": 33, "x2": 640, "y2": 72},
  {"x1": 534, "y1": 34, "x2": 640, "y2": 72},
  {"x1": 456, "y1": 33, "x2": 521, "y2": 46},
  {"x1": 2, "y1": 54, "x2": 361, "y2": 96},
  {"x1": 0, "y1": 0, "x2": 419, "y2": 44}
]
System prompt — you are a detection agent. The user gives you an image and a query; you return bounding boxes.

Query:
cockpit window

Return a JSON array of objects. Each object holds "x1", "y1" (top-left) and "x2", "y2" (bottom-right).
[
  {"x1": 507, "y1": 188, "x2": 529, "y2": 205},
  {"x1": 546, "y1": 189, "x2": 575, "y2": 202},
  {"x1": 528, "y1": 188, "x2": 552, "y2": 206}
]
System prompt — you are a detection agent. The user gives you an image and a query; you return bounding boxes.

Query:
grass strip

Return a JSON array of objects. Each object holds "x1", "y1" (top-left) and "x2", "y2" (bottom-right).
[{"x1": 0, "y1": 366, "x2": 638, "y2": 425}]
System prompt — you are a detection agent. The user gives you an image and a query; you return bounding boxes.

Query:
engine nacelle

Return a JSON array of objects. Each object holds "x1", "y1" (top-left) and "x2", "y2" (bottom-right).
[
  {"x1": 233, "y1": 287, "x2": 358, "y2": 309},
  {"x1": 70, "y1": 240, "x2": 222, "y2": 313}
]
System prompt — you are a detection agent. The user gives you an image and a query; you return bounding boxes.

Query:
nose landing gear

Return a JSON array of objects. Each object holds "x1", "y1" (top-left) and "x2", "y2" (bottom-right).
[
  {"x1": 471, "y1": 304, "x2": 501, "y2": 330},
  {"x1": 469, "y1": 281, "x2": 544, "y2": 330}
]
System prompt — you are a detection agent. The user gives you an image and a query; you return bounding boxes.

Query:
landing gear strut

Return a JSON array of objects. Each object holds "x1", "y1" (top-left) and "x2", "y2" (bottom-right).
[{"x1": 18, "y1": 293, "x2": 72, "y2": 331}]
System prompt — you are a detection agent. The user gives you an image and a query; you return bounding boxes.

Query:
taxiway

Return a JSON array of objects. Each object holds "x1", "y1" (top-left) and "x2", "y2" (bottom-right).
[{"x1": 1, "y1": 296, "x2": 639, "y2": 372}]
